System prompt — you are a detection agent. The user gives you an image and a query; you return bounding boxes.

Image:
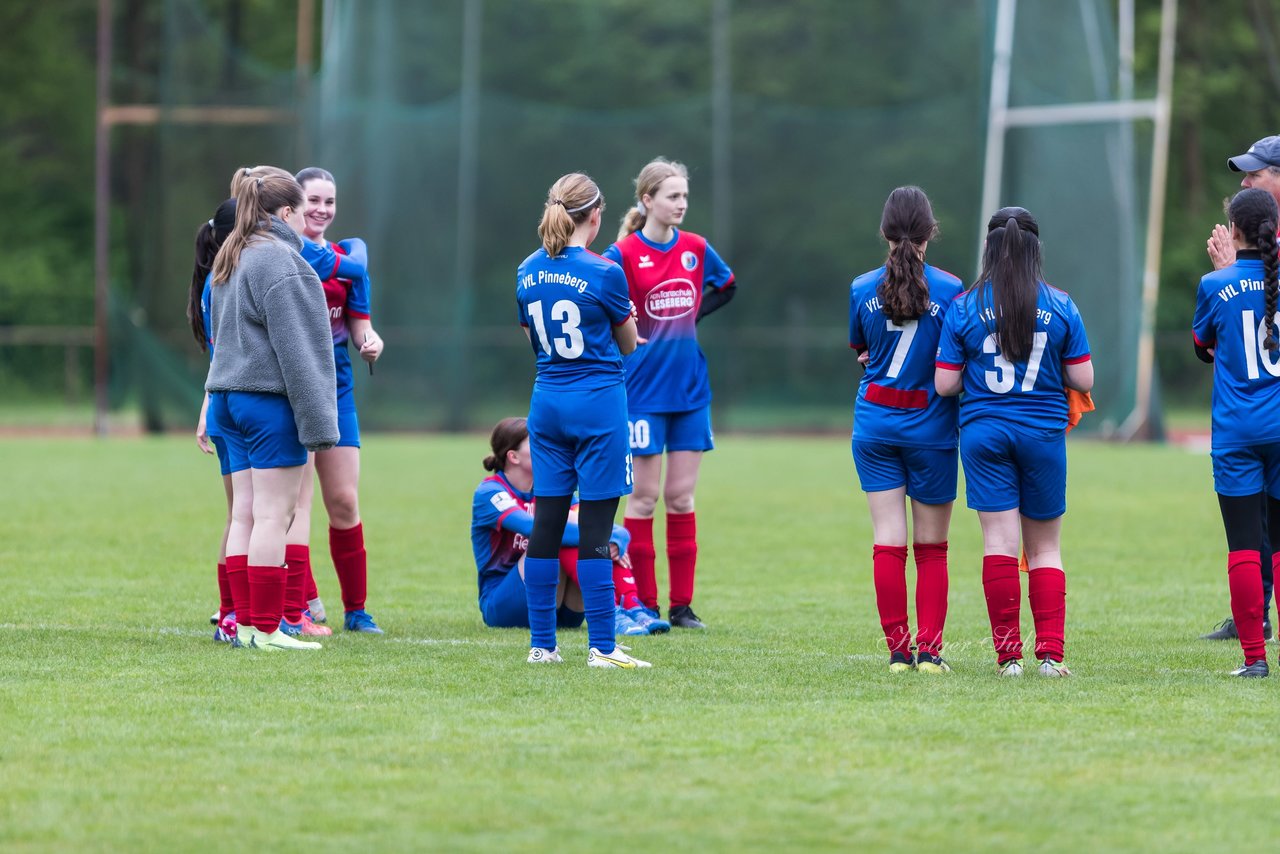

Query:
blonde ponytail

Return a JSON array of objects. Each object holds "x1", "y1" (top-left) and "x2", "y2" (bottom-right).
[{"x1": 537, "y1": 173, "x2": 603, "y2": 258}]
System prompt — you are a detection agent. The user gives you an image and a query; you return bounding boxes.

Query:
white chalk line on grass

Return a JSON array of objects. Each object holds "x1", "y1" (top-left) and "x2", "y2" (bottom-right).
[{"x1": 0, "y1": 622, "x2": 504, "y2": 647}]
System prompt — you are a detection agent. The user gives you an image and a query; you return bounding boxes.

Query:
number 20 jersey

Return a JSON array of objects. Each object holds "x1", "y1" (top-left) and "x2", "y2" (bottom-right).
[
  {"x1": 1193, "y1": 253, "x2": 1280, "y2": 449},
  {"x1": 516, "y1": 246, "x2": 634, "y2": 391},
  {"x1": 937, "y1": 282, "x2": 1091, "y2": 431},
  {"x1": 848, "y1": 264, "x2": 963, "y2": 449}
]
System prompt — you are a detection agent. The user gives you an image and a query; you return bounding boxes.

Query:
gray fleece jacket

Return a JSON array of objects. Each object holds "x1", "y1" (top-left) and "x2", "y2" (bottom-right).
[{"x1": 205, "y1": 217, "x2": 339, "y2": 451}]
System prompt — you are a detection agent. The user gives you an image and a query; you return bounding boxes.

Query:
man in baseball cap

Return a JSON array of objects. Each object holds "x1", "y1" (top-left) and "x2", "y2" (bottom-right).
[
  {"x1": 1228, "y1": 134, "x2": 1280, "y2": 173},
  {"x1": 1208, "y1": 135, "x2": 1280, "y2": 269}
]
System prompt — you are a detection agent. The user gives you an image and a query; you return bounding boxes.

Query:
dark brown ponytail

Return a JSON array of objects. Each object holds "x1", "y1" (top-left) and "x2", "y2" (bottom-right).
[
  {"x1": 975, "y1": 206, "x2": 1042, "y2": 363},
  {"x1": 877, "y1": 186, "x2": 938, "y2": 325},
  {"x1": 187, "y1": 199, "x2": 236, "y2": 350},
  {"x1": 1229, "y1": 188, "x2": 1280, "y2": 350}
]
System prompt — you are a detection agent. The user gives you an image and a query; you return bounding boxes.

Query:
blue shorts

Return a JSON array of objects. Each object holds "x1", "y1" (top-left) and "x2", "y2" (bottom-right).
[
  {"x1": 852, "y1": 439, "x2": 957, "y2": 504},
  {"x1": 479, "y1": 566, "x2": 585, "y2": 629},
  {"x1": 528, "y1": 382, "x2": 633, "y2": 500},
  {"x1": 334, "y1": 345, "x2": 361, "y2": 449},
  {"x1": 207, "y1": 391, "x2": 308, "y2": 473},
  {"x1": 1212, "y1": 443, "x2": 1280, "y2": 498},
  {"x1": 211, "y1": 435, "x2": 232, "y2": 477},
  {"x1": 628, "y1": 406, "x2": 715, "y2": 456},
  {"x1": 960, "y1": 420, "x2": 1067, "y2": 520}
]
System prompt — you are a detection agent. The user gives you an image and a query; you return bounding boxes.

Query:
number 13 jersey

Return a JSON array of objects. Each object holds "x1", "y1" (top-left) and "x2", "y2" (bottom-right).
[
  {"x1": 849, "y1": 264, "x2": 963, "y2": 449},
  {"x1": 937, "y1": 281, "x2": 1091, "y2": 431},
  {"x1": 516, "y1": 246, "x2": 634, "y2": 391},
  {"x1": 1193, "y1": 251, "x2": 1280, "y2": 449}
]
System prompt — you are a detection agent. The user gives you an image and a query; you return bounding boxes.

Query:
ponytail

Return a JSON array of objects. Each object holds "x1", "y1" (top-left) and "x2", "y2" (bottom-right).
[
  {"x1": 537, "y1": 174, "x2": 603, "y2": 258},
  {"x1": 484, "y1": 417, "x2": 528, "y2": 471},
  {"x1": 187, "y1": 198, "x2": 236, "y2": 349},
  {"x1": 877, "y1": 186, "x2": 937, "y2": 324},
  {"x1": 617, "y1": 206, "x2": 647, "y2": 242},
  {"x1": 975, "y1": 207, "x2": 1042, "y2": 364},
  {"x1": 211, "y1": 166, "x2": 302, "y2": 284},
  {"x1": 1260, "y1": 220, "x2": 1278, "y2": 350}
]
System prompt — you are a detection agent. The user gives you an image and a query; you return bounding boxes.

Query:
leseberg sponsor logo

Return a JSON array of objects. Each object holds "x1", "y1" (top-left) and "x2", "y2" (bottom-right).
[{"x1": 645, "y1": 278, "x2": 697, "y2": 321}]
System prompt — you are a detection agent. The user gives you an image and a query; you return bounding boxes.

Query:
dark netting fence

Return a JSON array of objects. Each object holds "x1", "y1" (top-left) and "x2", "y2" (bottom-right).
[{"x1": 75, "y1": 0, "x2": 1153, "y2": 433}]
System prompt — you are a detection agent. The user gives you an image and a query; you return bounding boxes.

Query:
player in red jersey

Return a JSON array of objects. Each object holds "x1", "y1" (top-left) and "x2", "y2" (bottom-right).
[
  {"x1": 285, "y1": 167, "x2": 386, "y2": 635},
  {"x1": 603, "y1": 158, "x2": 736, "y2": 629}
]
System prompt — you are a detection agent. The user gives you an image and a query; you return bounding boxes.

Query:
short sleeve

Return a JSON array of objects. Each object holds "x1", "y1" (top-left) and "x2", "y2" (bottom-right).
[
  {"x1": 1192, "y1": 278, "x2": 1217, "y2": 348},
  {"x1": 601, "y1": 243, "x2": 623, "y2": 265},
  {"x1": 936, "y1": 298, "x2": 966, "y2": 369},
  {"x1": 473, "y1": 482, "x2": 519, "y2": 532},
  {"x1": 1062, "y1": 297, "x2": 1092, "y2": 364},
  {"x1": 600, "y1": 263, "x2": 633, "y2": 326},
  {"x1": 346, "y1": 273, "x2": 372, "y2": 319},
  {"x1": 848, "y1": 285, "x2": 865, "y2": 350},
  {"x1": 703, "y1": 242, "x2": 735, "y2": 290},
  {"x1": 515, "y1": 275, "x2": 529, "y2": 328}
]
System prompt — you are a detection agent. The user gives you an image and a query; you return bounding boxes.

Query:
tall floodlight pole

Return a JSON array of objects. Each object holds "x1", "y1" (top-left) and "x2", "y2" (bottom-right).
[
  {"x1": 976, "y1": 0, "x2": 1017, "y2": 277},
  {"x1": 93, "y1": 0, "x2": 113, "y2": 436}
]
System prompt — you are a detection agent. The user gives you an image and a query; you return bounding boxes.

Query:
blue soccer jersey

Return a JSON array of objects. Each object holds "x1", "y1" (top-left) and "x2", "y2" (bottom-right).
[
  {"x1": 201, "y1": 273, "x2": 214, "y2": 358},
  {"x1": 603, "y1": 230, "x2": 734, "y2": 412},
  {"x1": 471, "y1": 473, "x2": 536, "y2": 599},
  {"x1": 1193, "y1": 252, "x2": 1280, "y2": 449},
  {"x1": 516, "y1": 246, "x2": 634, "y2": 390},
  {"x1": 849, "y1": 263, "x2": 964, "y2": 449},
  {"x1": 937, "y1": 282, "x2": 1091, "y2": 430}
]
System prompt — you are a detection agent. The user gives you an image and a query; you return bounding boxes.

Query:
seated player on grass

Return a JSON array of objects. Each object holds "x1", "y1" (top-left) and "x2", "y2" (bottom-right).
[{"x1": 470, "y1": 417, "x2": 671, "y2": 636}]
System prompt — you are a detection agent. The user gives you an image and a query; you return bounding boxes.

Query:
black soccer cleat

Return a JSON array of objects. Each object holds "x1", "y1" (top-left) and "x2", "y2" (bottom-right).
[
  {"x1": 1200, "y1": 618, "x2": 1238, "y2": 641},
  {"x1": 1230, "y1": 659, "x2": 1270, "y2": 678},
  {"x1": 668, "y1": 605, "x2": 706, "y2": 629}
]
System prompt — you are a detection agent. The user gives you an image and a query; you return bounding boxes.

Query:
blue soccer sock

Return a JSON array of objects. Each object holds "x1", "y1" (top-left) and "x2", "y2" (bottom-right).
[
  {"x1": 524, "y1": 557, "x2": 560, "y2": 651},
  {"x1": 577, "y1": 557, "x2": 617, "y2": 654}
]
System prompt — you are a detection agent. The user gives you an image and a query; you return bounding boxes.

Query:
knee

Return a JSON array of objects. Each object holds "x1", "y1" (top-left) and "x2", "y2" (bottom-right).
[
  {"x1": 627, "y1": 492, "x2": 659, "y2": 518},
  {"x1": 664, "y1": 491, "x2": 695, "y2": 515},
  {"x1": 324, "y1": 487, "x2": 360, "y2": 527}
]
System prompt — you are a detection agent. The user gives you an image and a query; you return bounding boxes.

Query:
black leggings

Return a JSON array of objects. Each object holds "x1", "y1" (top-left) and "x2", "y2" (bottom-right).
[
  {"x1": 528, "y1": 494, "x2": 621, "y2": 561},
  {"x1": 1217, "y1": 493, "x2": 1280, "y2": 553}
]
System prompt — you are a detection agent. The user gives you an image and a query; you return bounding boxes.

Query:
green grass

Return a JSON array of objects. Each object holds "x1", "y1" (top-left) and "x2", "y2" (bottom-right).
[{"x1": 0, "y1": 434, "x2": 1271, "y2": 852}]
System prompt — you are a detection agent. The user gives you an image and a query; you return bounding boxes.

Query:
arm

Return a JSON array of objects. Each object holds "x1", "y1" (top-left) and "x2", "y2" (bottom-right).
[
  {"x1": 1064, "y1": 359, "x2": 1094, "y2": 392},
  {"x1": 697, "y1": 282, "x2": 736, "y2": 322},
  {"x1": 498, "y1": 507, "x2": 579, "y2": 547},
  {"x1": 337, "y1": 238, "x2": 368, "y2": 272},
  {"x1": 348, "y1": 316, "x2": 383, "y2": 364},
  {"x1": 935, "y1": 366, "x2": 963, "y2": 397},
  {"x1": 195, "y1": 391, "x2": 213, "y2": 454},
  {"x1": 613, "y1": 315, "x2": 638, "y2": 355},
  {"x1": 299, "y1": 238, "x2": 367, "y2": 281}
]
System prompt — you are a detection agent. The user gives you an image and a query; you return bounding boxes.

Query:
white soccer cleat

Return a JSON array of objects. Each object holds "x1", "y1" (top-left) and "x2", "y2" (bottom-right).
[
  {"x1": 1037, "y1": 658, "x2": 1071, "y2": 677},
  {"x1": 587, "y1": 647, "x2": 652, "y2": 669},
  {"x1": 996, "y1": 659, "x2": 1024, "y2": 677},
  {"x1": 248, "y1": 628, "x2": 322, "y2": 651},
  {"x1": 527, "y1": 646, "x2": 563, "y2": 664}
]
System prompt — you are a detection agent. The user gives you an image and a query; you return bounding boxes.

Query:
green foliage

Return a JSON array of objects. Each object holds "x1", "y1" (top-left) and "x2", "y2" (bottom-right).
[{"x1": 0, "y1": 434, "x2": 1273, "y2": 849}]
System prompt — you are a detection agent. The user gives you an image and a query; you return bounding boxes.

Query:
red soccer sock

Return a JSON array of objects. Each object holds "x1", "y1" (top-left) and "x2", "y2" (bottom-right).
[
  {"x1": 666, "y1": 511, "x2": 698, "y2": 609},
  {"x1": 283, "y1": 545, "x2": 310, "y2": 625},
  {"x1": 1028, "y1": 566, "x2": 1067, "y2": 662},
  {"x1": 226, "y1": 554, "x2": 250, "y2": 621},
  {"x1": 216, "y1": 561, "x2": 233, "y2": 622},
  {"x1": 304, "y1": 562, "x2": 320, "y2": 603},
  {"x1": 248, "y1": 563, "x2": 286, "y2": 633},
  {"x1": 624, "y1": 517, "x2": 658, "y2": 610},
  {"x1": 873, "y1": 545, "x2": 911, "y2": 654},
  {"x1": 558, "y1": 546, "x2": 581, "y2": 587},
  {"x1": 913, "y1": 542, "x2": 949, "y2": 656},
  {"x1": 1228, "y1": 550, "x2": 1267, "y2": 665},
  {"x1": 330, "y1": 523, "x2": 368, "y2": 612},
  {"x1": 982, "y1": 554, "x2": 1023, "y2": 662}
]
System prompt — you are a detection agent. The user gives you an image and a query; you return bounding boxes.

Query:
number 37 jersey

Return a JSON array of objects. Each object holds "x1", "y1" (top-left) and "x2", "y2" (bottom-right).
[
  {"x1": 849, "y1": 264, "x2": 963, "y2": 449},
  {"x1": 516, "y1": 246, "x2": 634, "y2": 391},
  {"x1": 937, "y1": 281, "x2": 1091, "y2": 431},
  {"x1": 1193, "y1": 253, "x2": 1280, "y2": 448}
]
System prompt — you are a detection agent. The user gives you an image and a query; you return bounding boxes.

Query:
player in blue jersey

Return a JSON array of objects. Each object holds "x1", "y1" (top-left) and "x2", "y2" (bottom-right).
[
  {"x1": 282, "y1": 166, "x2": 385, "y2": 636},
  {"x1": 936, "y1": 206, "x2": 1093, "y2": 678},
  {"x1": 470, "y1": 417, "x2": 668, "y2": 635},
  {"x1": 515, "y1": 172, "x2": 647, "y2": 667},
  {"x1": 188, "y1": 198, "x2": 241, "y2": 642},
  {"x1": 1192, "y1": 187, "x2": 1280, "y2": 677},
  {"x1": 848, "y1": 187, "x2": 962, "y2": 674},
  {"x1": 603, "y1": 158, "x2": 736, "y2": 630}
]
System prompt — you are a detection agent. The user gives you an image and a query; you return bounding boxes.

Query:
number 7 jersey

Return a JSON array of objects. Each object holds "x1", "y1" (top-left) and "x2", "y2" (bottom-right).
[
  {"x1": 516, "y1": 245, "x2": 635, "y2": 390},
  {"x1": 849, "y1": 263, "x2": 963, "y2": 449},
  {"x1": 1193, "y1": 252, "x2": 1280, "y2": 449}
]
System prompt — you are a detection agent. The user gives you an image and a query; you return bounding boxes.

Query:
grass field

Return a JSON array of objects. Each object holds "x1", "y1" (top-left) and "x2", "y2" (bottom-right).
[{"x1": 0, "y1": 433, "x2": 1273, "y2": 852}]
